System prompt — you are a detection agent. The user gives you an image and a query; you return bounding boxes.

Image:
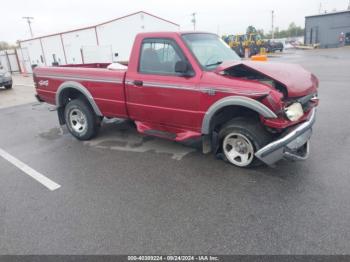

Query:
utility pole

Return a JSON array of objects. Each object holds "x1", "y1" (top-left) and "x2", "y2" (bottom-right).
[
  {"x1": 191, "y1": 13, "x2": 196, "y2": 31},
  {"x1": 348, "y1": 0, "x2": 350, "y2": 10},
  {"x1": 271, "y1": 10, "x2": 274, "y2": 40},
  {"x1": 22, "y1": 17, "x2": 34, "y2": 38},
  {"x1": 319, "y1": 2, "x2": 322, "y2": 13}
]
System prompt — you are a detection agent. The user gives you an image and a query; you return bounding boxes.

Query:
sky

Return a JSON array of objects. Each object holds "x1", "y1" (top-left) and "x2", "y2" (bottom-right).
[{"x1": 1, "y1": 0, "x2": 349, "y2": 44}]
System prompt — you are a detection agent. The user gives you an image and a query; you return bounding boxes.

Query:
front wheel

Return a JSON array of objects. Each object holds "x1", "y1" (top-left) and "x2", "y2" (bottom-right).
[
  {"x1": 218, "y1": 118, "x2": 273, "y2": 168},
  {"x1": 64, "y1": 99, "x2": 100, "y2": 140},
  {"x1": 4, "y1": 84, "x2": 12, "y2": 89}
]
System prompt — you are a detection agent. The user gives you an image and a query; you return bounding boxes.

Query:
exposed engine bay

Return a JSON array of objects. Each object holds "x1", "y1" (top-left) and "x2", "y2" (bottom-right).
[{"x1": 222, "y1": 63, "x2": 288, "y2": 97}]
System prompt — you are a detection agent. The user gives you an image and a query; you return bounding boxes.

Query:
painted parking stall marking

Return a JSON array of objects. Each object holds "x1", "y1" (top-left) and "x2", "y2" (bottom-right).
[
  {"x1": 15, "y1": 84, "x2": 35, "y2": 87},
  {"x1": 0, "y1": 148, "x2": 61, "y2": 191}
]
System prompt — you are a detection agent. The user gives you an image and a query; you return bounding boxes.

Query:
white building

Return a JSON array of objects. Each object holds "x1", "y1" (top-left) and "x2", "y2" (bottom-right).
[
  {"x1": 18, "y1": 11, "x2": 180, "y2": 72},
  {"x1": 0, "y1": 49, "x2": 20, "y2": 73}
]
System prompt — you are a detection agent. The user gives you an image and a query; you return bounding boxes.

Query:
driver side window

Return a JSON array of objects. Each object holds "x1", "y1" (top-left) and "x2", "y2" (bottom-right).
[{"x1": 139, "y1": 39, "x2": 185, "y2": 75}]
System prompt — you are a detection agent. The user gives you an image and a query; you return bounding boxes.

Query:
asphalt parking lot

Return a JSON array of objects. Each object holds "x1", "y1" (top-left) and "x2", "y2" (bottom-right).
[{"x1": 1, "y1": 47, "x2": 350, "y2": 255}]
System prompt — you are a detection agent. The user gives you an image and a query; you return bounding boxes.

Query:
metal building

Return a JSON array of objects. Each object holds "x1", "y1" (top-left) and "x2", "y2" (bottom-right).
[
  {"x1": 305, "y1": 10, "x2": 350, "y2": 48},
  {"x1": 0, "y1": 50, "x2": 20, "y2": 73},
  {"x1": 18, "y1": 11, "x2": 180, "y2": 73}
]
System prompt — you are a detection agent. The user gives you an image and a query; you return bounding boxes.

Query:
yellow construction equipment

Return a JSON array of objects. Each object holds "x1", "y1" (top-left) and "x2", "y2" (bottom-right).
[
  {"x1": 246, "y1": 33, "x2": 266, "y2": 55},
  {"x1": 226, "y1": 34, "x2": 246, "y2": 57},
  {"x1": 224, "y1": 33, "x2": 268, "y2": 57}
]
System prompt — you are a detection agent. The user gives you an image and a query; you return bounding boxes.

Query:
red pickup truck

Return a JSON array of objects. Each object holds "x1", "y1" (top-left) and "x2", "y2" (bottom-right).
[{"x1": 34, "y1": 32, "x2": 318, "y2": 167}]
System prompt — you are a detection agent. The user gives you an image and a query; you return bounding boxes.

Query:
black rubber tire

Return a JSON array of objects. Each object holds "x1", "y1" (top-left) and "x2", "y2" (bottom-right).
[
  {"x1": 218, "y1": 118, "x2": 273, "y2": 168},
  {"x1": 64, "y1": 99, "x2": 100, "y2": 140},
  {"x1": 4, "y1": 84, "x2": 12, "y2": 89},
  {"x1": 238, "y1": 44, "x2": 244, "y2": 57}
]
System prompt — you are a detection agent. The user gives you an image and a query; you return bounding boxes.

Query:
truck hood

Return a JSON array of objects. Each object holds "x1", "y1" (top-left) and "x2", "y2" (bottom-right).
[{"x1": 216, "y1": 61, "x2": 318, "y2": 97}]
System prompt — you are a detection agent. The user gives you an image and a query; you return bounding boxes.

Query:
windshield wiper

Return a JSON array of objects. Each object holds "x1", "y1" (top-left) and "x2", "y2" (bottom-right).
[{"x1": 205, "y1": 61, "x2": 223, "y2": 67}]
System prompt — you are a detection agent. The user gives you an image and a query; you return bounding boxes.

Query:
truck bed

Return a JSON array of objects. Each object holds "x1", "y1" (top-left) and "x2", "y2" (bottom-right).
[{"x1": 34, "y1": 64, "x2": 128, "y2": 118}]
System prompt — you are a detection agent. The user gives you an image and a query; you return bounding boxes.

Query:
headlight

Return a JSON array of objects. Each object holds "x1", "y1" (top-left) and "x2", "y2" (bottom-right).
[
  {"x1": 285, "y1": 102, "x2": 304, "y2": 121},
  {"x1": 4, "y1": 72, "x2": 11, "y2": 78}
]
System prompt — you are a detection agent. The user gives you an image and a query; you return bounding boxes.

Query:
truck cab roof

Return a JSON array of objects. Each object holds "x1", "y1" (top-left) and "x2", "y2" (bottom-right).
[{"x1": 135, "y1": 31, "x2": 217, "y2": 38}]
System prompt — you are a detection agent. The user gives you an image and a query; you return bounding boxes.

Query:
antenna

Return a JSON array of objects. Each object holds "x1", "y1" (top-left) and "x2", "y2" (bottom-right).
[
  {"x1": 191, "y1": 13, "x2": 196, "y2": 31},
  {"x1": 22, "y1": 16, "x2": 34, "y2": 38}
]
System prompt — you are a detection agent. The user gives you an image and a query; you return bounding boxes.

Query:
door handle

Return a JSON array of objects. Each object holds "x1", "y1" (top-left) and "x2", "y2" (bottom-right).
[{"x1": 132, "y1": 80, "x2": 143, "y2": 87}]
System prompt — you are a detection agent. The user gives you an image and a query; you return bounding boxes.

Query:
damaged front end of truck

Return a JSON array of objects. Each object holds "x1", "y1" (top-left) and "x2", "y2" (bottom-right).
[{"x1": 215, "y1": 61, "x2": 319, "y2": 166}]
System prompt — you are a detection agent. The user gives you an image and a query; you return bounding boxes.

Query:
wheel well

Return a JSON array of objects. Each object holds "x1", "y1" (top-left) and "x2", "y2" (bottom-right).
[
  {"x1": 209, "y1": 105, "x2": 260, "y2": 133},
  {"x1": 58, "y1": 88, "x2": 85, "y2": 107},
  {"x1": 56, "y1": 87, "x2": 91, "y2": 125}
]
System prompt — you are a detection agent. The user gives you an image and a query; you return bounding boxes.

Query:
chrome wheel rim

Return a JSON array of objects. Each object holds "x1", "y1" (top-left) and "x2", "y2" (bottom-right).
[
  {"x1": 223, "y1": 133, "x2": 254, "y2": 167},
  {"x1": 69, "y1": 109, "x2": 87, "y2": 134}
]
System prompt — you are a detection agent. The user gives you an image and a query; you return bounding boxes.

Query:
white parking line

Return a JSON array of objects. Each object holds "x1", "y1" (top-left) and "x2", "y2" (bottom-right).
[
  {"x1": 0, "y1": 148, "x2": 61, "y2": 191},
  {"x1": 15, "y1": 84, "x2": 35, "y2": 87}
]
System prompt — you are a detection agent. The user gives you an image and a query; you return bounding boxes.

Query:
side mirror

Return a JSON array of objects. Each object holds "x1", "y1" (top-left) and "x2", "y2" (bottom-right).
[{"x1": 175, "y1": 61, "x2": 194, "y2": 77}]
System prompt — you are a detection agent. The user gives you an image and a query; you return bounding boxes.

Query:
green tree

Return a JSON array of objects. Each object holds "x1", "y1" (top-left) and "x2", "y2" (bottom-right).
[
  {"x1": 257, "y1": 29, "x2": 265, "y2": 38},
  {"x1": 265, "y1": 22, "x2": 304, "y2": 39},
  {"x1": 0, "y1": 41, "x2": 16, "y2": 51},
  {"x1": 246, "y1": 25, "x2": 257, "y2": 35}
]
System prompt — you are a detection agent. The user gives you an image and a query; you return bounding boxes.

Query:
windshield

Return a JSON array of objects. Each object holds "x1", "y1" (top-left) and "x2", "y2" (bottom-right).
[{"x1": 182, "y1": 33, "x2": 241, "y2": 70}]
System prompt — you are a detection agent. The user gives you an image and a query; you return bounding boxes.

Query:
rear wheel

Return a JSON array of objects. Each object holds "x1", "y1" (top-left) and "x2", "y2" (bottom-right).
[
  {"x1": 4, "y1": 84, "x2": 12, "y2": 89},
  {"x1": 218, "y1": 118, "x2": 273, "y2": 168},
  {"x1": 64, "y1": 99, "x2": 100, "y2": 140}
]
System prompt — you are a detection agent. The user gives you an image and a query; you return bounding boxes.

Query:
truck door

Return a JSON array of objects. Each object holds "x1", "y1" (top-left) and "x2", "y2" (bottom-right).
[{"x1": 125, "y1": 38, "x2": 201, "y2": 131}]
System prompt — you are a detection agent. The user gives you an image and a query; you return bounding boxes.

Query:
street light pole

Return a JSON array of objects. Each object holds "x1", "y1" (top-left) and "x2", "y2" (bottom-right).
[
  {"x1": 271, "y1": 10, "x2": 274, "y2": 40},
  {"x1": 22, "y1": 17, "x2": 34, "y2": 38}
]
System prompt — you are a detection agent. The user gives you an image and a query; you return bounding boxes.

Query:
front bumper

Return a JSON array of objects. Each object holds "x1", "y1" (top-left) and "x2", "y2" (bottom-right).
[{"x1": 255, "y1": 108, "x2": 316, "y2": 166}]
